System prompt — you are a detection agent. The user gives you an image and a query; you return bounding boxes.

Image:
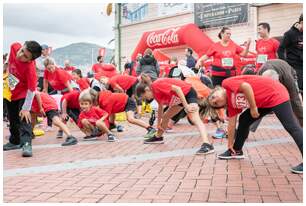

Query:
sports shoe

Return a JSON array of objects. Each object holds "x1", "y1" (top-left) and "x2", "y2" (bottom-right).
[
  {"x1": 56, "y1": 130, "x2": 64, "y2": 138},
  {"x1": 44, "y1": 126, "x2": 54, "y2": 132},
  {"x1": 22, "y1": 142, "x2": 32, "y2": 157},
  {"x1": 3, "y1": 142, "x2": 21, "y2": 151},
  {"x1": 144, "y1": 127, "x2": 156, "y2": 139},
  {"x1": 196, "y1": 143, "x2": 215, "y2": 155},
  {"x1": 212, "y1": 128, "x2": 226, "y2": 139},
  {"x1": 117, "y1": 125, "x2": 124, "y2": 132},
  {"x1": 107, "y1": 133, "x2": 117, "y2": 142},
  {"x1": 144, "y1": 135, "x2": 164, "y2": 144},
  {"x1": 109, "y1": 123, "x2": 116, "y2": 130},
  {"x1": 61, "y1": 136, "x2": 78, "y2": 146},
  {"x1": 291, "y1": 163, "x2": 303, "y2": 174},
  {"x1": 217, "y1": 149, "x2": 245, "y2": 159}
]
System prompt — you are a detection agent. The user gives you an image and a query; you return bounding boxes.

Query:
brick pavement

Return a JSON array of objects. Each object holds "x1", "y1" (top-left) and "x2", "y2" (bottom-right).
[{"x1": 3, "y1": 115, "x2": 303, "y2": 203}]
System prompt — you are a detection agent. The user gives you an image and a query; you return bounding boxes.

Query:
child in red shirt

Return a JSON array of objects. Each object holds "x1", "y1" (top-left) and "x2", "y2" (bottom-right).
[
  {"x1": 78, "y1": 91, "x2": 116, "y2": 142},
  {"x1": 83, "y1": 89, "x2": 156, "y2": 137},
  {"x1": 60, "y1": 90, "x2": 81, "y2": 124},
  {"x1": 31, "y1": 91, "x2": 78, "y2": 146},
  {"x1": 71, "y1": 69, "x2": 90, "y2": 91},
  {"x1": 136, "y1": 76, "x2": 214, "y2": 155},
  {"x1": 4, "y1": 41, "x2": 42, "y2": 157},
  {"x1": 207, "y1": 75, "x2": 303, "y2": 174}
]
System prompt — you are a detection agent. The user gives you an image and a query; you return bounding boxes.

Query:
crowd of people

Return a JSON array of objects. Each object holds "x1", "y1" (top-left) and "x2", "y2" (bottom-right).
[{"x1": 3, "y1": 14, "x2": 303, "y2": 174}]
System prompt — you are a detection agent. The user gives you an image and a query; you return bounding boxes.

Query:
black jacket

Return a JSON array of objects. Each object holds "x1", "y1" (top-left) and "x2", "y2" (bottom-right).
[
  {"x1": 136, "y1": 55, "x2": 160, "y2": 80},
  {"x1": 277, "y1": 24, "x2": 303, "y2": 69}
]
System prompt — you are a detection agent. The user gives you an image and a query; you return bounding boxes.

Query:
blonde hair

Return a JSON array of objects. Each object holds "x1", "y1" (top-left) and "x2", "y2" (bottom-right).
[
  {"x1": 79, "y1": 88, "x2": 100, "y2": 105},
  {"x1": 43, "y1": 57, "x2": 56, "y2": 67},
  {"x1": 79, "y1": 89, "x2": 94, "y2": 104}
]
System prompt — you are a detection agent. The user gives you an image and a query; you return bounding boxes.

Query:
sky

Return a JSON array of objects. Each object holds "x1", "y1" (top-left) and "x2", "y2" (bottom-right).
[{"x1": 3, "y1": 3, "x2": 115, "y2": 53}]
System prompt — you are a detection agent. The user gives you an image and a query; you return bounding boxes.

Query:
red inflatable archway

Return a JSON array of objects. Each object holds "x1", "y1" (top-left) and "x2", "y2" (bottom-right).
[{"x1": 131, "y1": 23, "x2": 214, "y2": 61}]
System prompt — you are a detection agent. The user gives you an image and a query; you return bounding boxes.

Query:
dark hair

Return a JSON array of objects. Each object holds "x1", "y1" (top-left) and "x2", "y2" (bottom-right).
[
  {"x1": 258, "y1": 22, "x2": 270, "y2": 33},
  {"x1": 299, "y1": 14, "x2": 303, "y2": 23},
  {"x1": 97, "y1": 55, "x2": 103, "y2": 61},
  {"x1": 72, "y1": 69, "x2": 83, "y2": 78},
  {"x1": 187, "y1": 48, "x2": 193, "y2": 55},
  {"x1": 241, "y1": 64, "x2": 256, "y2": 75},
  {"x1": 24, "y1": 41, "x2": 42, "y2": 60},
  {"x1": 218, "y1": 27, "x2": 230, "y2": 39},
  {"x1": 136, "y1": 82, "x2": 149, "y2": 98}
]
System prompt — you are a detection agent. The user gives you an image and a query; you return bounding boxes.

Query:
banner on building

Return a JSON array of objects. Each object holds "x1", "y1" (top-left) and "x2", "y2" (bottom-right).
[
  {"x1": 158, "y1": 3, "x2": 192, "y2": 17},
  {"x1": 194, "y1": 3, "x2": 249, "y2": 29}
]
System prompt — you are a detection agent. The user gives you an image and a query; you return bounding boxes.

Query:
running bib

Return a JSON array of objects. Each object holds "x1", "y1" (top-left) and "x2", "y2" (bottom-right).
[
  {"x1": 8, "y1": 73, "x2": 19, "y2": 90},
  {"x1": 169, "y1": 95, "x2": 182, "y2": 106},
  {"x1": 257, "y1": 54, "x2": 268, "y2": 64},
  {"x1": 221, "y1": 58, "x2": 234, "y2": 67},
  {"x1": 232, "y1": 93, "x2": 250, "y2": 109}
]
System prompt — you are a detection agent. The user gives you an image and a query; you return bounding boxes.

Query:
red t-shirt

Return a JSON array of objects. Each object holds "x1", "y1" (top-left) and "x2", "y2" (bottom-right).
[
  {"x1": 78, "y1": 106, "x2": 109, "y2": 129},
  {"x1": 32, "y1": 92, "x2": 58, "y2": 113},
  {"x1": 98, "y1": 90, "x2": 128, "y2": 114},
  {"x1": 206, "y1": 41, "x2": 243, "y2": 69},
  {"x1": 76, "y1": 78, "x2": 90, "y2": 91},
  {"x1": 8, "y1": 42, "x2": 37, "y2": 100},
  {"x1": 255, "y1": 38, "x2": 280, "y2": 70},
  {"x1": 151, "y1": 78, "x2": 192, "y2": 106},
  {"x1": 109, "y1": 75, "x2": 138, "y2": 91},
  {"x1": 92, "y1": 63, "x2": 118, "y2": 78},
  {"x1": 61, "y1": 90, "x2": 80, "y2": 109},
  {"x1": 64, "y1": 66, "x2": 76, "y2": 71},
  {"x1": 222, "y1": 75, "x2": 289, "y2": 117},
  {"x1": 44, "y1": 67, "x2": 72, "y2": 91}
]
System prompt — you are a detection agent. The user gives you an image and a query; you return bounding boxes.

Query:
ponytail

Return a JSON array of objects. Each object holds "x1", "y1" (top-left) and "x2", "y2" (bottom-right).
[{"x1": 198, "y1": 98, "x2": 219, "y2": 120}]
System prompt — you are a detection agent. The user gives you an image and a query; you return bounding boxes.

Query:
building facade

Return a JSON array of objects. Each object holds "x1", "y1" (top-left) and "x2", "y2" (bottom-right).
[{"x1": 114, "y1": 3, "x2": 302, "y2": 71}]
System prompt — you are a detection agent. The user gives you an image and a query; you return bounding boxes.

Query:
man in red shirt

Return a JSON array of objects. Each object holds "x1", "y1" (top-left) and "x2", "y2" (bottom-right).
[
  {"x1": 207, "y1": 75, "x2": 303, "y2": 174},
  {"x1": 255, "y1": 23, "x2": 280, "y2": 71},
  {"x1": 4, "y1": 41, "x2": 42, "y2": 157},
  {"x1": 63, "y1": 60, "x2": 76, "y2": 71},
  {"x1": 92, "y1": 55, "x2": 118, "y2": 78}
]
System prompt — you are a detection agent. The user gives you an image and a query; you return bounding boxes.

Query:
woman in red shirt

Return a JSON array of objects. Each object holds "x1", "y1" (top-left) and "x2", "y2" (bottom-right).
[
  {"x1": 196, "y1": 27, "x2": 251, "y2": 86},
  {"x1": 136, "y1": 77, "x2": 214, "y2": 155},
  {"x1": 43, "y1": 57, "x2": 75, "y2": 94},
  {"x1": 207, "y1": 75, "x2": 303, "y2": 174},
  {"x1": 31, "y1": 91, "x2": 78, "y2": 146},
  {"x1": 84, "y1": 89, "x2": 156, "y2": 137}
]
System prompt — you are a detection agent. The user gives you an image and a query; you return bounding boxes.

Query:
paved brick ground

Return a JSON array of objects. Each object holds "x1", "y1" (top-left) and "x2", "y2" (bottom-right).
[{"x1": 3, "y1": 115, "x2": 303, "y2": 203}]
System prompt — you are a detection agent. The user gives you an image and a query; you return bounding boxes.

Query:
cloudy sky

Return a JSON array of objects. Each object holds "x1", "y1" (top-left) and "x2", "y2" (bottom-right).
[{"x1": 3, "y1": 3, "x2": 115, "y2": 53}]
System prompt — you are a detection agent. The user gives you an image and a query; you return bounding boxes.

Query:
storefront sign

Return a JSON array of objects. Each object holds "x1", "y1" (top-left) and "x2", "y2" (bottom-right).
[
  {"x1": 194, "y1": 3, "x2": 249, "y2": 28},
  {"x1": 158, "y1": 3, "x2": 192, "y2": 16}
]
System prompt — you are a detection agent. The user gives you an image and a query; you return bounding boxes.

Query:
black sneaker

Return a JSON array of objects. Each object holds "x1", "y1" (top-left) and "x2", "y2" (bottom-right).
[
  {"x1": 22, "y1": 142, "x2": 32, "y2": 157},
  {"x1": 109, "y1": 124, "x2": 116, "y2": 130},
  {"x1": 144, "y1": 135, "x2": 164, "y2": 144},
  {"x1": 62, "y1": 136, "x2": 78, "y2": 146},
  {"x1": 117, "y1": 125, "x2": 124, "y2": 132},
  {"x1": 217, "y1": 149, "x2": 245, "y2": 159},
  {"x1": 291, "y1": 163, "x2": 303, "y2": 174},
  {"x1": 107, "y1": 133, "x2": 117, "y2": 142},
  {"x1": 196, "y1": 143, "x2": 215, "y2": 155},
  {"x1": 56, "y1": 130, "x2": 64, "y2": 138},
  {"x1": 3, "y1": 142, "x2": 21, "y2": 151}
]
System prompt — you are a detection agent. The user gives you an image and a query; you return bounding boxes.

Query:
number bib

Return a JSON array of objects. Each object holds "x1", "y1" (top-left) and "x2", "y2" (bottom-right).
[
  {"x1": 257, "y1": 54, "x2": 268, "y2": 64},
  {"x1": 8, "y1": 73, "x2": 20, "y2": 90},
  {"x1": 221, "y1": 58, "x2": 234, "y2": 67}
]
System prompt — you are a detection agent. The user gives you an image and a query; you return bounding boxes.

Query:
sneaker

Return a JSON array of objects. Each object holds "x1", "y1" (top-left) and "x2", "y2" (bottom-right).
[
  {"x1": 212, "y1": 128, "x2": 226, "y2": 139},
  {"x1": 61, "y1": 136, "x2": 78, "y2": 146},
  {"x1": 196, "y1": 143, "x2": 215, "y2": 155},
  {"x1": 144, "y1": 135, "x2": 164, "y2": 144},
  {"x1": 3, "y1": 142, "x2": 21, "y2": 151},
  {"x1": 109, "y1": 124, "x2": 116, "y2": 130},
  {"x1": 44, "y1": 126, "x2": 54, "y2": 132},
  {"x1": 217, "y1": 149, "x2": 245, "y2": 159},
  {"x1": 22, "y1": 142, "x2": 32, "y2": 157},
  {"x1": 116, "y1": 125, "x2": 124, "y2": 132},
  {"x1": 107, "y1": 133, "x2": 117, "y2": 142},
  {"x1": 56, "y1": 130, "x2": 64, "y2": 138},
  {"x1": 144, "y1": 127, "x2": 156, "y2": 139},
  {"x1": 83, "y1": 135, "x2": 97, "y2": 140},
  {"x1": 291, "y1": 163, "x2": 303, "y2": 174}
]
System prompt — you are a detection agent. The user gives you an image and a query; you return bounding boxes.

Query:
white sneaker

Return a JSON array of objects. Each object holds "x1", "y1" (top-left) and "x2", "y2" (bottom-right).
[{"x1": 44, "y1": 126, "x2": 54, "y2": 132}]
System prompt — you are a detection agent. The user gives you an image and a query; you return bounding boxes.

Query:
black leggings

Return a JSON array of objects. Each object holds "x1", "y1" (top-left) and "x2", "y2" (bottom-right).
[{"x1": 233, "y1": 101, "x2": 303, "y2": 156}]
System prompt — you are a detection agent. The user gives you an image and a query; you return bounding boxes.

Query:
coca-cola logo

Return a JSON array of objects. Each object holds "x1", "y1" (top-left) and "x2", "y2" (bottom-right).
[{"x1": 146, "y1": 27, "x2": 180, "y2": 47}]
